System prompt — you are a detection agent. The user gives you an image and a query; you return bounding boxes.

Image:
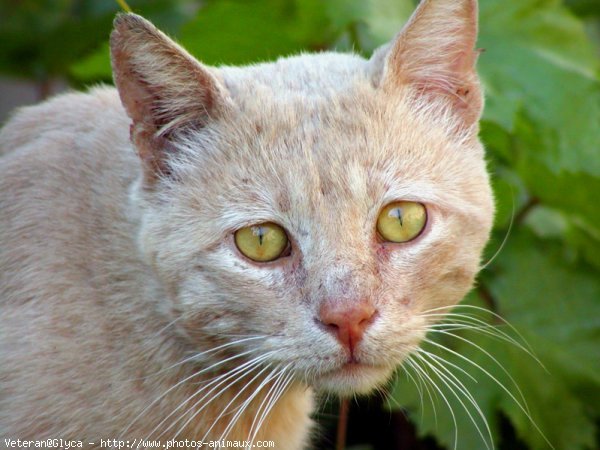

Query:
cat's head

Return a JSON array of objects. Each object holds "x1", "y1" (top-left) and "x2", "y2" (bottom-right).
[{"x1": 111, "y1": 0, "x2": 493, "y2": 395}]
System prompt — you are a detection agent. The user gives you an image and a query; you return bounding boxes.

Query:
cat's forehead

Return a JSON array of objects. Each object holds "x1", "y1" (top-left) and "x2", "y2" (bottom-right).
[
  {"x1": 214, "y1": 62, "x2": 475, "y2": 196},
  {"x1": 220, "y1": 52, "x2": 371, "y2": 99},
  {"x1": 217, "y1": 53, "x2": 428, "y2": 170},
  {"x1": 176, "y1": 52, "x2": 488, "y2": 232}
]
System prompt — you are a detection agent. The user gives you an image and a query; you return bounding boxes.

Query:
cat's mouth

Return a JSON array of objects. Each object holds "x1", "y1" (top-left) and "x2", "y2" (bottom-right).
[{"x1": 312, "y1": 361, "x2": 393, "y2": 396}]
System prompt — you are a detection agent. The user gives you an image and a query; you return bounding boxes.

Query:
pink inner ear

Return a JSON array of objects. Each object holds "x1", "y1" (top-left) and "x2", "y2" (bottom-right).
[
  {"x1": 412, "y1": 48, "x2": 479, "y2": 100},
  {"x1": 117, "y1": 67, "x2": 159, "y2": 130}
]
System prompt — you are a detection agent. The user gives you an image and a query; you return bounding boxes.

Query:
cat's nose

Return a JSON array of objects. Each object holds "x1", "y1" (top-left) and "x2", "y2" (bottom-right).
[{"x1": 317, "y1": 300, "x2": 377, "y2": 354}]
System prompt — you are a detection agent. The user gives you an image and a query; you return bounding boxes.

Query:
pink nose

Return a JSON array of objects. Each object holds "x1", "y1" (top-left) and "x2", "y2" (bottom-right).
[{"x1": 318, "y1": 300, "x2": 377, "y2": 354}]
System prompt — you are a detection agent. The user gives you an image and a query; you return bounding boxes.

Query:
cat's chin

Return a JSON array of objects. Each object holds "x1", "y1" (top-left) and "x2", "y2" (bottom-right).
[{"x1": 312, "y1": 363, "x2": 393, "y2": 396}]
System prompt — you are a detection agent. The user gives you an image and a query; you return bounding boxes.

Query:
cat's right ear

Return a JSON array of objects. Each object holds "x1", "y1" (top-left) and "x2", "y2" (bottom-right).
[{"x1": 110, "y1": 13, "x2": 228, "y2": 185}]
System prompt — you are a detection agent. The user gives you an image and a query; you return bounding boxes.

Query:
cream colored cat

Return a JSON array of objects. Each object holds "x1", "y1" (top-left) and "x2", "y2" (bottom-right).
[{"x1": 0, "y1": 0, "x2": 493, "y2": 448}]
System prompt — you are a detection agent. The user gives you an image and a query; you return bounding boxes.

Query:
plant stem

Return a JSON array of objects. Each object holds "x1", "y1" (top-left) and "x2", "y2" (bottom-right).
[
  {"x1": 515, "y1": 196, "x2": 540, "y2": 225},
  {"x1": 336, "y1": 398, "x2": 349, "y2": 450},
  {"x1": 477, "y1": 283, "x2": 502, "y2": 324},
  {"x1": 37, "y1": 78, "x2": 51, "y2": 101}
]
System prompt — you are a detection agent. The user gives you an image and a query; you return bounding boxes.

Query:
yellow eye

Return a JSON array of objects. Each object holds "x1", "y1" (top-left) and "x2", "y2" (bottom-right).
[
  {"x1": 376, "y1": 201, "x2": 427, "y2": 243},
  {"x1": 234, "y1": 222, "x2": 289, "y2": 262}
]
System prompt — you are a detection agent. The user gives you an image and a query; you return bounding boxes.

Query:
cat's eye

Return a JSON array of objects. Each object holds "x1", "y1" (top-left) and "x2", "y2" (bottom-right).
[
  {"x1": 234, "y1": 222, "x2": 289, "y2": 262},
  {"x1": 377, "y1": 201, "x2": 427, "y2": 243}
]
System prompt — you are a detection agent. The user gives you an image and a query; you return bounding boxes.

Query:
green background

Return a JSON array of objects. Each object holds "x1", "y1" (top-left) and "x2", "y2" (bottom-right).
[{"x1": 1, "y1": 1, "x2": 598, "y2": 449}]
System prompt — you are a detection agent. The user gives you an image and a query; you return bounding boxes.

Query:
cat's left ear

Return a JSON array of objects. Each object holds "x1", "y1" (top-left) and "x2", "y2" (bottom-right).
[
  {"x1": 374, "y1": 0, "x2": 482, "y2": 131},
  {"x1": 110, "y1": 13, "x2": 229, "y2": 184}
]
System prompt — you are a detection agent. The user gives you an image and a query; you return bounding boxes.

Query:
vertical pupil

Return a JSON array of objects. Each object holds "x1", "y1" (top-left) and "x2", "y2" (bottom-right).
[
  {"x1": 257, "y1": 226, "x2": 264, "y2": 245},
  {"x1": 392, "y1": 208, "x2": 403, "y2": 226}
]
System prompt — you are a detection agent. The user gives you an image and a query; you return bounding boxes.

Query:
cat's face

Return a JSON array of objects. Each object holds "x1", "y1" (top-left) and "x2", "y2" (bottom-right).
[{"x1": 112, "y1": 0, "x2": 493, "y2": 395}]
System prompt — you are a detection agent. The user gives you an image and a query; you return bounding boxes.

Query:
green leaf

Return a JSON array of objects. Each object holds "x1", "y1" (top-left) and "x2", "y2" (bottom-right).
[
  {"x1": 478, "y1": 0, "x2": 600, "y2": 236},
  {"x1": 498, "y1": 332, "x2": 597, "y2": 450},
  {"x1": 485, "y1": 229, "x2": 600, "y2": 449},
  {"x1": 325, "y1": 0, "x2": 414, "y2": 53},
  {"x1": 0, "y1": 0, "x2": 116, "y2": 79},
  {"x1": 566, "y1": 0, "x2": 600, "y2": 17},
  {"x1": 0, "y1": 0, "x2": 198, "y2": 82},
  {"x1": 524, "y1": 206, "x2": 600, "y2": 271},
  {"x1": 486, "y1": 231, "x2": 600, "y2": 388},
  {"x1": 178, "y1": 0, "x2": 331, "y2": 66},
  {"x1": 69, "y1": 42, "x2": 111, "y2": 82}
]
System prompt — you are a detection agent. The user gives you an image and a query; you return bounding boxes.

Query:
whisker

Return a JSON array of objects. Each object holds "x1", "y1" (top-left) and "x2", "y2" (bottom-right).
[
  {"x1": 154, "y1": 316, "x2": 184, "y2": 337},
  {"x1": 420, "y1": 310, "x2": 540, "y2": 364},
  {"x1": 429, "y1": 317, "x2": 537, "y2": 360},
  {"x1": 217, "y1": 364, "x2": 286, "y2": 442},
  {"x1": 124, "y1": 336, "x2": 269, "y2": 383},
  {"x1": 201, "y1": 360, "x2": 282, "y2": 440},
  {"x1": 400, "y1": 359, "x2": 425, "y2": 416},
  {"x1": 415, "y1": 351, "x2": 493, "y2": 450},
  {"x1": 246, "y1": 366, "x2": 287, "y2": 440},
  {"x1": 135, "y1": 350, "x2": 270, "y2": 447},
  {"x1": 248, "y1": 369, "x2": 294, "y2": 447},
  {"x1": 407, "y1": 354, "x2": 459, "y2": 450},
  {"x1": 416, "y1": 347, "x2": 478, "y2": 384},
  {"x1": 424, "y1": 332, "x2": 530, "y2": 415},
  {"x1": 167, "y1": 353, "x2": 274, "y2": 442},
  {"x1": 246, "y1": 366, "x2": 289, "y2": 445},
  {"x1": 422, "y1": 337, "x2": 554, "y2": 449},
  {"x1": 480, "y1": 193, "x2": 515, "y2": 270},
  {"x1": 422, "y1": 304, "x2": 539, "y2": 360},
  {"x1": 122, "y1": 349, "x2": 258, "y2": 441}
]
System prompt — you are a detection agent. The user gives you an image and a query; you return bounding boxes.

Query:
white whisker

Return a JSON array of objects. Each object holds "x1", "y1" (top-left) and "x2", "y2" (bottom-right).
[
  {"x1": 124, "y1": 336, "x2": 269, "y2": 383},
  {"x1": 420, "y1": 310, "x2": 540, "y2": 364},
  {"x1": 424, "y1": 332, "x2": 530, "y2": 415},
  {"x1": 481, "y1": 194, "x2": 514, "y2": 270},
  {"x1": 415, "y1": 351, "x2": 493, "y2": 450},
  {"x1": 400, "y1": 359, "x2": 425, "y2": 415},
  {"x1": 407, "y1": 354, "x2": 459, "y2": 450},
  {"x1": 135, "y1": 350, "x2": 270, "y2": 447},
  {"x1": 154, "y1": 316, "x2": 184, "y2": 337},
  {"x1": 201, "y1": 360, "x2": 281, "y2": 441},
  {"x1": 422, "y1": 337, "x2": 554, "y2": 449},
  {"x1": 123, "y1": 349, "x2": 257, "y2": 441},
  {"x1": 417, "y1": 346, "x2": 478, "y2": 383},
  {"x1": 422, "y1": 304, "x2": 539, "y2": 360},
  {"x1": 217, "y1": 365, "x2": 285, "y2": 442},
  {"x1": 168, "y1": 353, "x2": 274, "y2": 442},
  {"x1": 248, "y1": 369, "x2": 294, "y2": 448}
]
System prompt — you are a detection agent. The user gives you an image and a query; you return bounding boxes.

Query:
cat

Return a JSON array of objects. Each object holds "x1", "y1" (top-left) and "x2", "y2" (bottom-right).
[{"x1": 0, "y1": 0, "x2": 493, "y2": 448}]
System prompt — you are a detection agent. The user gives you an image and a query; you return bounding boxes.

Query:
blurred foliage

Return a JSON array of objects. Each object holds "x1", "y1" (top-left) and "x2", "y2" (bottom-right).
[
  {"x1": 0, "y1": 0, "x2": 199, "y2": 81},
  {"x1": 0, "y1": 0, "x2": 598, "y2": 449}
]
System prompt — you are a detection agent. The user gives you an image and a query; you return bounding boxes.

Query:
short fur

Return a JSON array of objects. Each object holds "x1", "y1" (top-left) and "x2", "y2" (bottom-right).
[{"x1": 0, "y1": 0, "x2": 493, "y2": 447}]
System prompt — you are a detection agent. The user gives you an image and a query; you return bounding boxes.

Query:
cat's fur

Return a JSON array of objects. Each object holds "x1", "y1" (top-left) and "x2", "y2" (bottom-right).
[{"x1": 0, "y1": 0, "x2": 493, "y2": 447}]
